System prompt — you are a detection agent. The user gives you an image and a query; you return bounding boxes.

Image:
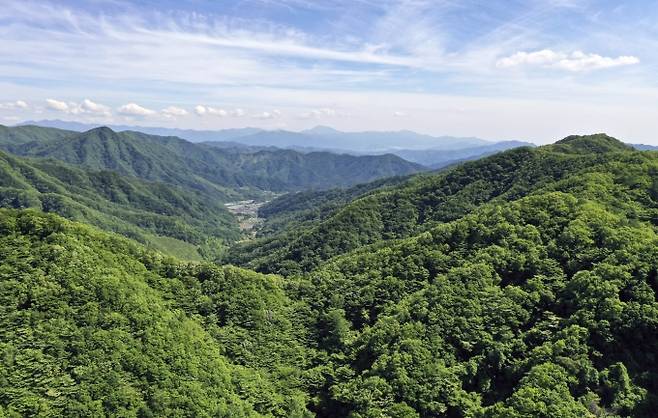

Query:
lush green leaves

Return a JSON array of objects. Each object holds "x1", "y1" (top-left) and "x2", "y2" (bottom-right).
[
  {"x1": 2, "y1": 133, "x2": 658, "y2": 417},
  {"x1": 0, "y1": 150, "x2": 240, "y2": 259},
  {"x1": 0, "y1": 125, "x2": 424, "y2": 193}
]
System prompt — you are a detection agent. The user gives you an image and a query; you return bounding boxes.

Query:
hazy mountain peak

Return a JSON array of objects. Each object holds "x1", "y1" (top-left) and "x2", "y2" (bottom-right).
[{"x1": 303, "y1": 125, "x2": 342, "y2": 135}]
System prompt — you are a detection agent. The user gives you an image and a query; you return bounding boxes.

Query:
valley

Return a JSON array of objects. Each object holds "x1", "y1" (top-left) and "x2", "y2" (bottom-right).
[
  {"x1": 2, "y1": 127, "x2": 657, "y2": 417},
  {"x1": 3, "y1": 2, "x2": 656, "y2": 416},
  {"x1": 224, "y1": 198, "x2": 271, "y2": 237}
]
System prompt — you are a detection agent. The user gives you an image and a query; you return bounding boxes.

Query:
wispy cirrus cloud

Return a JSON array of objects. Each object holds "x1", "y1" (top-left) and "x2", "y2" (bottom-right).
[{"x1": 0, "y1": 0, "x2": 656, "y2": 142}]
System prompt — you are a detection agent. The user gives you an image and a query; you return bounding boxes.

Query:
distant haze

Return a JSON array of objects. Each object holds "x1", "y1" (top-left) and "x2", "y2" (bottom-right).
[
  {"x1": 21, "y1": 119, "x2": 518, "y2": 150},
  {"x1": 2, "y1": 2, "x2": 657, "y2": 143},
  {"x1": 19, "y1": 119, "x2": 535, "y2": 168}
]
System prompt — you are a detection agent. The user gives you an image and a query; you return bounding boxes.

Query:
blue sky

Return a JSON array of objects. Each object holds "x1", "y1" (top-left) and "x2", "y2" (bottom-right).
[{"x1": 0, "y1": 0, "x2": 656, "y2": 143}]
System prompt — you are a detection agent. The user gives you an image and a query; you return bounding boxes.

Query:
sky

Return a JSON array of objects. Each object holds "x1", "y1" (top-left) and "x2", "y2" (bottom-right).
[{"x1": 0, "y1": 0, "x2": 657, "y2": 144}]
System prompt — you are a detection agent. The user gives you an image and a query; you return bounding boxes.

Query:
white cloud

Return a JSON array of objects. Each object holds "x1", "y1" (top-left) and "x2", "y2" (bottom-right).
[
  {"x1": 231, "y1": 108, "x2": 246, "y2": 117},
  {"x1": 252, "y1": 110, "x2": 282, "y2": 119},
  {"x1": 161, "y1": 106, "x2": 188, "y2": 118},
  {"x1": 496, "y1": 49, "x2": 640, "y2": 72},
  {"x1": 0, "y1": 100, "x2": 28, "y2": 110},
  {"x1": 496, "y1": 49, "x2": 562, "y2": 68},
  {"x1": 80, "y1": 98, "x2": 111, "y2": 116},
  {"x1": 300, "y1": 108, "x2": 337, "y2": 119},
  {"x1": 194, "y1": 105, "x2": 227, "y2": 117},
  {"x1": 195, "y1": 105, "x2": 246, "y2": 117},
  {"x1": 46, "y1": 98, "x2": 69, "y2": 111},
  {"x1": 118, "y1": 103, "x2": 156, "y2": 116},
  {"x1": 393, "y1": 111, "x2": 407, "y2": 117},
  {"x1": 556, "y1": 51, "x2": 640, "y2": 72},
  {"x1": 209, "y1": 107, "x2": 228, "y2": 117},
  {"x1": 194, "y1": 105, "x2": 208, "y2": 116},
  {"x1": 45, "y1": 98, "x2": 111, "y2": 116}
]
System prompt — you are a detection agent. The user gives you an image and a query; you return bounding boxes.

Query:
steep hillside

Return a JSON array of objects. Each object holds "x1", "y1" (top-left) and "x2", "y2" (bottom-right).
[
  {"x1": 230, "y1": 133, "x2": 658, "y2": 417},
  {"x1": 298, "y1": 176, "x2": 658, "y2": 416},
  {"x1": 0, "y1": 209, "x2": 314, "y2": 417},
  {"x1": 256, "y1": 175, "x2": 420, "y2": 236},
  {"x1": 0, "y1": 150, "x2": 240, "y2": 259},
  {"x1": 11, "y1": 126, "x2": 251, "y2": 199},
  {"x1": 226, "y1": 134, "x2": 651, "y2": 274},
  {"x1": 0, "y1": 125, "x2": 76, "y2": 151},
  {"x1": 230, "y1": 150, "x2": 425, "y2": 190},
  {"x1": 0, "y1": 125, "x2": 425, "y2": 192},
  {"x1": 2, "y1": 133, "x2": 658, "y2": 417}
]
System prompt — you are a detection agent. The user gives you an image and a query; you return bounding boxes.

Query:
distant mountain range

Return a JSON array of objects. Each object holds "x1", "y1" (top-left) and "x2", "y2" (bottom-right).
[
  {"x1": 21, "y1": 120, "x2": 535, "y2": 167},
  {"x1": 631, "y1": 143, "x2": 658, "y2": 151},
  {"x1": 0, "y1": 124, "x2": 424, "y2": 194},
  {"x1": 233, "y1": 125, "x2": 493, "y2": 151},
  {"x1": 21, "y1": 120, "x2": 495, "y2": 149}
]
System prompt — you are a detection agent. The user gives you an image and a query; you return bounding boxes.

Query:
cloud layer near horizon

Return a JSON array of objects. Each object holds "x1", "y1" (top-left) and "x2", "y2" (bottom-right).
[{"x1": 0, "y1": 0, "x2": 657, "y2": 143}]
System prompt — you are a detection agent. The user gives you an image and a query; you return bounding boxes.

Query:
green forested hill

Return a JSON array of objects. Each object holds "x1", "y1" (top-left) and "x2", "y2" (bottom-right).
[
  {"x1": 0, "y1": 125, "x2": 425, "y2": 192},
  {"x1": 226, "y1": 134, "x2": 647, "y2": 274},
  {"x1": 0, "y1": 125, "x2": 77, "y2": 150},
  {"x1": 0, "y1": 209, "x2": 314, "y2": 417},
  {"x1": 0, "y1": 150, "x2": 240, "y2": 259},
  {"x1": 2, "y1": 133, "x2": 658, "y2": 417},
  {"x1": 301, "y1": 183, "x2": 658, "y2": 416},
  {"x1": 256, "y1": 174, "x2": 415, "y2": 235},
  {"x1": 232, "y1": 133, "x2": 658, "y2": 416}
]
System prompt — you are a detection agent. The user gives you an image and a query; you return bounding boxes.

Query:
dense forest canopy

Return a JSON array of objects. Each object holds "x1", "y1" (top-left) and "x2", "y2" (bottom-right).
[
  {"x1": 226, "y1": 134, "x2": 641, "y2": 274},
  {"x1": 0, "y1": 150, "x2": 240, "y2": 260},
  {"x1": 1, "y1": 132, "x2": 657, "y2": 417},
  {"x1": 0, "y1": 125, "x2": 425, "y2": 194}
]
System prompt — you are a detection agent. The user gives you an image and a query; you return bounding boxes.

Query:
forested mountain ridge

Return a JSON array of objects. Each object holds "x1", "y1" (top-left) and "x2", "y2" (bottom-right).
[
  {"x1": 226, "y1": 134, "x2": 654, "y2": 274},
  {"x1": 0, "y1": 124, "x2": 77, "y2": 149},
  {"x1": 0, "y1": 150, "x2": 240, "y2": 259},
  {"x1": 255, "y1": 174, "x2": 417, "y2": 236},
  {"x1": 551, "y1": 133, "x2": 634, "y2": 154},
  {"x1": 2, "y1": 132, "x2": 658, "y2": 417},
  {"x1": 300, "y1": 179, "x2": 658, "y2": 416},
  {"x1": 0, "y1": 125, "x2": 425, "y2": 193},
  {"x1": 19, "y1": 121, "x2": 536, "y2": 168},
  {"x1": 0, "y1": 209, "x2": 315, "y2": 416},
  {"x1": 231, "y1": 133, "x2": 658, "y2": 416}
]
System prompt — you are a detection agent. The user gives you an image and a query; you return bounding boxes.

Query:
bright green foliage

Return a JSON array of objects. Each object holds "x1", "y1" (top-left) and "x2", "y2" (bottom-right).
[
  {"x1": 256, "y1": 175, "x2": 412, "y2": 235},
  {"x1": 228, "y1": 134, "x2": 658, "y2": 416},
  {"x1": 1, "y1": 133, "x2": 658, "y2": 417},
  {"x1": 0, "y1": 150, "x2": 240, "y2": 259},
  {"x1": 0, "y1": 125, "x2": 424, "y2": 193},
  {"x1": 296, "y1": 186, "x2": 658, "y2": 416},
  {"x1": 228, "y1": 134, "x2": 657, "y2": 274},
  {"x1": 0, "y1": 209, "x2": 313, "y2": 417}
]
